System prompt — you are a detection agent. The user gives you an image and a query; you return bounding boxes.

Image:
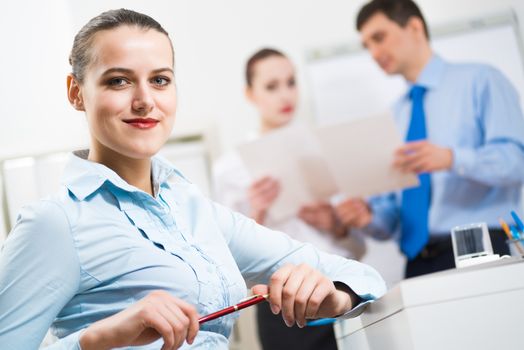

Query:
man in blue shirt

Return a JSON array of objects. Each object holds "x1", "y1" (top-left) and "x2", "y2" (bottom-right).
[{"x1": 336, "y1": 0, "x2": 524, "y2": 277}]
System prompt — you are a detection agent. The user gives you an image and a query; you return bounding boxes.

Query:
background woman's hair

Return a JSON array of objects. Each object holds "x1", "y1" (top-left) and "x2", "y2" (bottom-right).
[
  {"x1": 69, "y1": 8, "x2": 173, "y2": 83},
  {"x1": 245, "y1": 48, "x2": 286, "y2": 87}
]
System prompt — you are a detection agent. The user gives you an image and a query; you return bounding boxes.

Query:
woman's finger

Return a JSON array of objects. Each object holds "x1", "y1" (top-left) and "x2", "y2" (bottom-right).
[
  {"x1": 176, "y1": 303, "x2": 199, "y2": 345},
  {"x1": 140, "y1": 308, "x2": 175, "y2": 350},
  {"x1": 251, "y1": 180, "x2": 279, "y2": 201},
  {"x1": 251, "y1": 175, "x2": 272, "y2": 188},
  {"x1": 305, "y1": 280, "x2": 333, "y2": 319},
  {"x1": 162, "y1": 303, "x2": 190, "y2": 349},
  {"x1": 280, "y1": 264, "x2": 309, "y2": 327},
  {"x1": 293, "y1": 271, "x2": 320, "y2": 327},
  {"x1": 251, "y1": 284, "x2": 269, "y2": 296},
  {"x1": 268, "y1": 264, "x2": 294, "y2": 315},
  {"x1": 252, "y1": 177, "x2": 278, "y2": 192}
]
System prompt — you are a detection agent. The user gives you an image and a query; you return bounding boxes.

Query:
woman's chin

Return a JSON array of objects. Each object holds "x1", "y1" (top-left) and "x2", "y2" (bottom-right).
[
  {"x1": 125, "y1": 139, "x2": 170, "y2": 159},
  {"x1": 277, "y1": 115, "x2": 294, "y2": 127},
  {"x1": 118, "y1": 146, "x2": 163, "y2": 161}
]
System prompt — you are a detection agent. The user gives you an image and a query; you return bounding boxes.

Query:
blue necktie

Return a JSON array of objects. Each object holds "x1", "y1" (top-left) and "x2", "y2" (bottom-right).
[{"x1": 400, "y1": 85, "x2": 431, "y2": 260}]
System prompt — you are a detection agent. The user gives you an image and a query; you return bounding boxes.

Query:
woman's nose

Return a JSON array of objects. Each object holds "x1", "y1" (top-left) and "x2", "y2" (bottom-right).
[
  {"x1": 131, "y1": 85, "x2": 154, "y2": 115},
  {"x1": 282, "y1": 86, "x2": 297, "y2": 101}
]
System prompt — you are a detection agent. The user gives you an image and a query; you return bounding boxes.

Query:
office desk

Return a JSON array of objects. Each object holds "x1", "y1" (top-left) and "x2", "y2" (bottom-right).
[{"x1": 335, "y1": 258, "x2": 524, "y2": 350}]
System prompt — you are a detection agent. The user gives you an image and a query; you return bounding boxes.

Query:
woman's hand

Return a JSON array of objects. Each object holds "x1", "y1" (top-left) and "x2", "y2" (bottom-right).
[
  {"x1": 248, "y1": 176, "x2": 280, "y2": 224},
  {"x1": 252, "y1": 264, "x2": 360, "y2": 328},
  {"x1": 298, "y1": 201, "x2": 347, "y2": 238},
  {"x1": 79, "y1": 290, "x2": 199, "y2": 350},
  {"x1": 335, "y1": 198, "x2": 372, "y2": 229}
]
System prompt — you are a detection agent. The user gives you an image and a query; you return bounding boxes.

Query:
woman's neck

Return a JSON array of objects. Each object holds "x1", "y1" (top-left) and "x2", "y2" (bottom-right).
[
  {"x1": 260, "y1": 118, "x2": 290, "y2": 134},
  {"x1": 88, "y1": 145, "x2": 153, "y2": 196},
  {"x1": 260, "y1": 122, "x2": 274, "y2": 135}
]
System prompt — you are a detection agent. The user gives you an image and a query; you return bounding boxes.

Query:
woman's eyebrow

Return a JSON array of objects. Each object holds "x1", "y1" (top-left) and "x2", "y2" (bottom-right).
[
  {"x1": 151, "y1": 67, "x2": 174, "y2": 75},
  {"x1": 100, "y1": 67, "x2": 174, "y2": 77},
  {"x1": 100, "y1": 67, "x2": 134, "y2": 76}
]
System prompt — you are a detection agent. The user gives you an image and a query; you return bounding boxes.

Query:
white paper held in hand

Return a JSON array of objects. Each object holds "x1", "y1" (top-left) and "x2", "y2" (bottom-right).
[{"x1": 237, "y1": 113, "x2": 418, "y2": 222}]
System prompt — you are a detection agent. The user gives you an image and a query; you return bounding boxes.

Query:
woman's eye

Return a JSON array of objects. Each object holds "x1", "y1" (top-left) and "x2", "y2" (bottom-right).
[
  {"x1": 152, "y1": 76, "x2": 171, "y2": 86},
  {"x1": 266, "y1": 83, "x2": 278, "y2": 91},
  {"x1": 107, "y1": 77, "x2": 128, "y2": 87}
]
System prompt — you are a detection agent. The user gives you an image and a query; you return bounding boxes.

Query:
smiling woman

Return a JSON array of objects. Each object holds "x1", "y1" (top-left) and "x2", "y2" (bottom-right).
[
  {"x1": 67, "y1": 23, "x2": 177, "y2": 189},
  {"x1": 0, "y1": 8, "x2": 386, "y2": 350}
]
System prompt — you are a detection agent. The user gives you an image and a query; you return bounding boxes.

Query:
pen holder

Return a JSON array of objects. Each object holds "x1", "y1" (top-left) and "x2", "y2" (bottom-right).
[{"x1": 506, "y1": 238, "x2": 524, "y2": 257}]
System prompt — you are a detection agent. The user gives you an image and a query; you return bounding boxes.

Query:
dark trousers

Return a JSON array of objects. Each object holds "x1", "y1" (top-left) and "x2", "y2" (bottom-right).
[
  {"x1": 405, "y1": 229, "x2": 510, "y2": 278},
  {"x1": 256, "y1": 302, "x2": 338, "y2": 350}
]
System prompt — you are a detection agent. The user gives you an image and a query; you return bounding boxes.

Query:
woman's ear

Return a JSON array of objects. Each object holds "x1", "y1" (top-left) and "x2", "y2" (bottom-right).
[
  {"x1": 67, "y1": 74, "x2": 85, "y2": 111},
  {"x1": 245, "y1": 86, "x2": 254, "y2": 103}
]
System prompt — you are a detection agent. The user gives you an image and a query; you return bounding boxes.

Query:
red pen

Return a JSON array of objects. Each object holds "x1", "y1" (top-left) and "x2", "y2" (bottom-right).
[{"x1": 199, "y1": 294, "x2": 269, "y2": 324}]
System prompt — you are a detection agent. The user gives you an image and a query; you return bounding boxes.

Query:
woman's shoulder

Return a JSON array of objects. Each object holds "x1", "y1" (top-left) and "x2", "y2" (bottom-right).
[
  {"x1": 3, "y1": 189, "x2": 80, "y2": 269},
  {"x1": 11, "y1": 189, "x2": 75, "y2": 235}
]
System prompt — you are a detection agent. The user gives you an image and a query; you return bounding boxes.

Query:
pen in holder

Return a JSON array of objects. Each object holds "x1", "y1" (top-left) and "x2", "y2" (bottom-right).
[
  {"x1": 506, "y1": 237, "x2": 524, "y2": 257},
  {"x1": 500, "y1": 216, "x2": 524, "y2": 257}
]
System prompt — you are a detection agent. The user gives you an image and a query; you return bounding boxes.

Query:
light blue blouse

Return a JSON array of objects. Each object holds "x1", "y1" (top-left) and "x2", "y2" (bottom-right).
[
  {"x1": 0, "y1": 150, "x2": 386, "y2": 349},
  {"x1": 367, "y1": 55, "x2": 524, "y2": 238}
]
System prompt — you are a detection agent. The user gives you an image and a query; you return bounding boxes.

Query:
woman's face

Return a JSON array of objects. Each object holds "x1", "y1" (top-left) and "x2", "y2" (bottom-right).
[
  {"x1": 247, "y1": 56, "x2": 298, "y2": 130},
  {"x1": 70, "y1": 25, "x2": 176, "y2": 160}
]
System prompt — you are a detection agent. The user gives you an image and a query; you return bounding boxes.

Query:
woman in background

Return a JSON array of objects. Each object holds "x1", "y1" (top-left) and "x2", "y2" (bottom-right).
[{"x1": 213, "y1": 48, "x2": 366, "y2": 350}]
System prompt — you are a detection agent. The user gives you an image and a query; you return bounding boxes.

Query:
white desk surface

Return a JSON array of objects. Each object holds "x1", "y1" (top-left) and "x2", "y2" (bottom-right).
[{"x1": 336, "y1": 257, "x2": 524, "y2": 350}]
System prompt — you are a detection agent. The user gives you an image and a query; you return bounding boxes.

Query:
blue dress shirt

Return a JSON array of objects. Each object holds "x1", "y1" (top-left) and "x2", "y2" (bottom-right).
[
  {"x1": 0, "y1": 150, "x2": 386, "y2": 350},
  {"x1": 366, "y1": 55, "x2": 524, "y2": 240}
]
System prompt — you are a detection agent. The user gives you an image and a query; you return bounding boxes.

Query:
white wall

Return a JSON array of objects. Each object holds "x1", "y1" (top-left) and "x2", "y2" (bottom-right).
[
  {"x1": 3, "y1": 0, "x2": 524, "y2": 159},
  {"x1": 0, "y1": 0, "x2": 89, "y2": 160}
]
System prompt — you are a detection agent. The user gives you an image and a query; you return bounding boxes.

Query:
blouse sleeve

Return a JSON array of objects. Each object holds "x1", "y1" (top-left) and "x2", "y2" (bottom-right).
[
  {"x1": 213, "y1": 201, "x2": 387, "y2": 318},
  {"x1": 0, "y1": 200, "x2": 82, "y2": 349}
]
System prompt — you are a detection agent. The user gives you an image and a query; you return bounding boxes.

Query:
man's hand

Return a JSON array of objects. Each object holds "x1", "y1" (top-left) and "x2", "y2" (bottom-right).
[
  {"x1": 79, "y1": 290, "x2": 199, "y2": 350},
  {"x1": 335, "y1": 198, "x2": 372, "y2": 229},
  {"x1": 298, "y1": 201, "x2": 347, "y2": 238},
  {"x1": 248, "y1": 176, "x2": 280, "y2": 224},
  {"x1": 252, "y1": 264, "x2": 359, "y2": 328},
  {"x1": 393, "y1": 141, "x2": 453, "y2": 173}
]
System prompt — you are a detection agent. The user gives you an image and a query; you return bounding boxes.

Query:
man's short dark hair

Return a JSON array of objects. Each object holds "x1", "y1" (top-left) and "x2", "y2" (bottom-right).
[{"x1": 356, "y1": 0, "x2": 429, "y2": 39}]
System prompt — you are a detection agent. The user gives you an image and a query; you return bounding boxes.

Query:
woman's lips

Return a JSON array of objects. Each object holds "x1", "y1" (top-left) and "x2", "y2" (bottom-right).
[
  {"x1": 123, "y1": 118, "x2": 159, "y2": 129},
  {"x1": 281, "y1": 106, "x2": 294, "y2": 114}
]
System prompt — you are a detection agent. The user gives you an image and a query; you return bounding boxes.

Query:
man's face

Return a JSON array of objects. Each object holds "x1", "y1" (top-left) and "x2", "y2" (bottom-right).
[{"x1": 360, "y1": 12, "x2": 420, "y2": 76}]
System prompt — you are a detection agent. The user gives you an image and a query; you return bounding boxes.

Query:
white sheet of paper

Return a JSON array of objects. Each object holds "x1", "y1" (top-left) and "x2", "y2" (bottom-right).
[
  {"x1": 237, "y1": 123, "x2": 337, "y2": 222},
  {"x1": 237, "y1": 115, "x2": 418, "y2": 222},
  {"x1": 315, "y1": 113, "x2": 418, "y2": 197}
]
